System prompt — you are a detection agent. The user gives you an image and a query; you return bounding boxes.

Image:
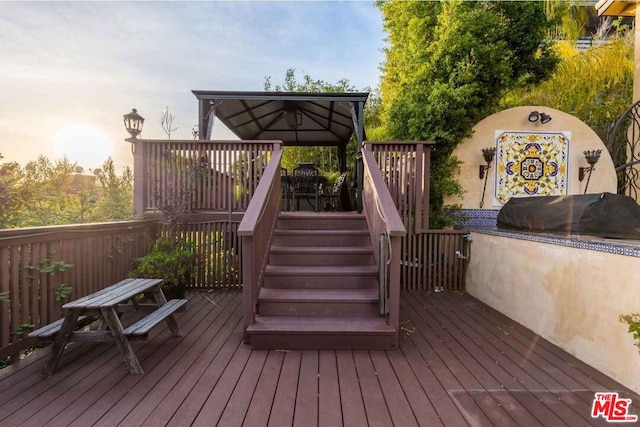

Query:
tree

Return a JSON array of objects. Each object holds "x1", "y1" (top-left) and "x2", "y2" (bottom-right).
[
  {"x1": 160, "y1": 106, "x2": 178, "y2": 139},
  {"x1": 377, "y1": 0, "x2": 559, "y2": 226},
  {"x1": 0, "y1": 154, "x2": 27, "y2": 229},
  {"x1": 0, "y1": 155, "x2": 133, "y2": 229},
  {"x1": 20, "y1": 156, "x2": 79, "y2": 226},
  {"x1": 502, "y1": 20, "x2": 633, "y2": 144},
  {"x1": 92, "y1": 158, "x2": 134, "y2": 221}
]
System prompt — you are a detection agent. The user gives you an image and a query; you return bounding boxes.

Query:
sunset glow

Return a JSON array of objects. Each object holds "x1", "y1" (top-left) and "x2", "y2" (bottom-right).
[{"x1": 53, "y1": 124, "x2": 113, "y2": 168}]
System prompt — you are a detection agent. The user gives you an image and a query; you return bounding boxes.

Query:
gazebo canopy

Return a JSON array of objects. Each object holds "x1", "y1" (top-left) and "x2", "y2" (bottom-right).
[{"x1": 192, "y1": 91, "x2": 369, "y2": 147}]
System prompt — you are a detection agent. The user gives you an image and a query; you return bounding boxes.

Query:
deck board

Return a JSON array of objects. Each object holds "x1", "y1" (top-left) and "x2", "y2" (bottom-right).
[
  {"x1": 0, "y1": 290, "x2": 638, "y2": 427},
  {"x1": 267, "y1": 351, "x2": 300, "y2": 427},
  {"x1": 353, "y1": 351, "x2": 393, "y2": 427},
  {"x1": 317, "y1": 351, "x2": 342, "y2": 427},
  {"x1": 243, "y1": 350, "x2": 284, "y2": 427}
]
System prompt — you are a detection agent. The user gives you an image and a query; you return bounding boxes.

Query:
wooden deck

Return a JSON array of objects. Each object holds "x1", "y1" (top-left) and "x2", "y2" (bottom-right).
[{"x1": 1, "y1": 290, "x2": 638, "y2": 427}]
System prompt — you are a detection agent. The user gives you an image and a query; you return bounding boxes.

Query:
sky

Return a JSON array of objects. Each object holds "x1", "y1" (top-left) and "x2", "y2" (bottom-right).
[{"x1": 0, "y1": 1, "x2": 385, "y2": 171}]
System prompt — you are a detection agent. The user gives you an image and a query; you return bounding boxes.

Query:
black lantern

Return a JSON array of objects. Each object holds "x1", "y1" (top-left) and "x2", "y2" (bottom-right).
[{"x1": 123, "y1": 108, "x2": 145, "y2": 140}]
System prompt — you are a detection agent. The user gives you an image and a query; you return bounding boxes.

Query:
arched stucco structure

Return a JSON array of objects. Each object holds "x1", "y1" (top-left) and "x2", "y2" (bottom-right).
[{"x1": 445, "y1": 106, "x2": 617, "y2": 211}]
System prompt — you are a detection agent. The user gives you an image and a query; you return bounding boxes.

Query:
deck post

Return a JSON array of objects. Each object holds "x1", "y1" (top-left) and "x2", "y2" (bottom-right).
[
  {"x1": 389, "y1": 235, "x2": 401, "y2": 346},
  {"x1": 133, "y1": 139, "x2": 145, "y2": 216}
]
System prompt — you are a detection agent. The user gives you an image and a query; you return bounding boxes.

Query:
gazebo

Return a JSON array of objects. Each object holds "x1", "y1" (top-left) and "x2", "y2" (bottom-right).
[{"x1": 192, "y1": 91, "x2": 369, "y2": 209}]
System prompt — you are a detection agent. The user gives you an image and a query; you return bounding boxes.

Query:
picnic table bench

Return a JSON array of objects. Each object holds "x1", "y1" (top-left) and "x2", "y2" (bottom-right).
[{"x1": 29, "y1": 277, "x2": 187, "y2": 376}]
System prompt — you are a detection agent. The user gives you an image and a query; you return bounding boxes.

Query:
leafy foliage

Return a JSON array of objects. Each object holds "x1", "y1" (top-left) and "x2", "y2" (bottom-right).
[
  {"x1": 0, "y1": 154, "x2": 26, "y2": 229},
  {"x1": 502, "y1": 24, "x2": 633, "y2": 144},
  {"x1": 0, "y1": 155, "x2": 133, "y2": 229},
  {"x1": 377, "y1": 0, "x2": 558, "y2": 226},
  {"x1": 619, "y1": 313, "x2": 640, "y2": 352},
  {"x1": 54, "y1": 284, "x2": 73, "y2": 301},
  {"x1": 14, "y1": 323, "x2": 34, "y2": 336},
  {"x1": 263, "y1": 68, "x2": 378, "y2": 175},
  {"x1": 27, "y1": 258, "x2": 74, "y2": 275},
  {"x1": 129, "y1": 238, "x2": 196, "y2": 297}
]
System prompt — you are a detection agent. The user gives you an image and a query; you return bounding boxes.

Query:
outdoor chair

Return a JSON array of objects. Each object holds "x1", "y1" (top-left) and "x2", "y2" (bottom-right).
[
  {"x1": 291, "y1": 164, "x2": 320, "y2": 211},
  {"x1": 281, "y1": 167, "x2": 290, "y2": 211},
  {"x1": 320, "y1": 172, "x2": 347, "y2": 211}
]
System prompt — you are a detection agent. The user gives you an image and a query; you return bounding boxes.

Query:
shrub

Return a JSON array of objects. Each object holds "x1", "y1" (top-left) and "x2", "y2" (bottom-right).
[
  {"x1": 129, "y1": 238, "x2": 195, "y2": 299},
  {"x1": 619, "y1": 313, "x2": 640, "y2": 353}
]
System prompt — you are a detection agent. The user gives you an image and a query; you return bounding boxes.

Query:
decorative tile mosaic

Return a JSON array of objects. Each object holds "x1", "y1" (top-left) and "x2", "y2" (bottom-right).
[
  {"x1": 453, "y1": 209, "x2": 499, "y2": 228},
  {"x1": 494, "y1": 131, "x2": 570, "y2": 205},
  {"x1": 465, "y1": 227, "x2": 640, "y2": 258}
]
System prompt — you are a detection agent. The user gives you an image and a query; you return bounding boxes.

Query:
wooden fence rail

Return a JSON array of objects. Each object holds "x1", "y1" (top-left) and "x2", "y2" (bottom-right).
[
  {"x1": 0, "y1": 220, "x2": 158, "y2": 359},
  {"x1": 238, "y1": 148, "x2": 283, "y2": 334},
  {"x1": 365, "y1": 141, "x2": 470, "y2": 292},
  {"x1": 400, "y1": 230, "x2": 470, "y2": 292},
  {"x1": 135, "y1": 140, "x2": 280, "y2": 215},
  {"x1": 362, "y1": 148, "x2": 406, "y2": 338},
  {"x1": 179, "y1": 217, "x2": 242, "y2": 289}
]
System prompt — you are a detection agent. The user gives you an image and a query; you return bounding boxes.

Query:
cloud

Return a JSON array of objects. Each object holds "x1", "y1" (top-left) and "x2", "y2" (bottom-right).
[{"x1": 0, "y1": 1, "x2": 385, "y2": 169}]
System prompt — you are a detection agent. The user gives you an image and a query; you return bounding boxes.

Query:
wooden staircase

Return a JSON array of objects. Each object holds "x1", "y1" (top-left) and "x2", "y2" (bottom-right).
[{"x1": 245, "y1": 212, "x2": 397, "y2": 350}]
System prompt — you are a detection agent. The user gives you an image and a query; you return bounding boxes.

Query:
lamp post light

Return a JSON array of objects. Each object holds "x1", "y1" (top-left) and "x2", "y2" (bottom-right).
[
  {"x1": 123, "y1": 108, "x2": 145, "y2": 142},
  {"x1": 123, "y1": 108, "x2": 145, "y2": 215}
]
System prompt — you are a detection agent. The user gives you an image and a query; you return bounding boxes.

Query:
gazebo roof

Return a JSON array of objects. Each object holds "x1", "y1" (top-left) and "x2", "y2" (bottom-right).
[{"x1": 192, "y1": 91, "x2": 369, "y2": 146}]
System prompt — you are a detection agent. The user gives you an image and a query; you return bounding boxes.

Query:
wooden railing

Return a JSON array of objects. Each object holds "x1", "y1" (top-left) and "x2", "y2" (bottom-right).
[
  {"x1": 401, "y1": 230, "x2": 470, "y2": 292},
  {"x1": 237, "y1": 147, "x2": 283, "y2": 335},
  {"x1": 134, "y1": 140, "x2": 281, "y2": 215},
  {"x1": 365, "y1": 141, "x2": 469, "y2": 292},
  {"x1": 366, "y1": 141, "x2": 432, "y2": 233},
  {"x1": 178, "y1": 213, "x2": 243, "y2": 289},
  {"x1": 362, "y1": 148, "x2": 407, "y2": 342},
  {"x1": 0, "y1": 220, "x2": 158, "y2": 359}
]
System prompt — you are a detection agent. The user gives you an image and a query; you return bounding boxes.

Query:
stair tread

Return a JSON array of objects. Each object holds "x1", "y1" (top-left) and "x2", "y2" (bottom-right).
[
  {"x1": 279, "y1": 212, "x2": 365, "y2": 219},
  {"x1": 274, "y1": 229, "x2": 369, "y2": 235},
  {"x1": 259, "y1": 287, "x2": 378, "y2": 302},
  {"x1": 265, "y1": 265, "x2": 377, "y2": 275},
  {"x1": 248, "y1": 315, "x2": 395, "y2": 334},
  {"x1": 270, "y1": 245, "x2": 373, "y2": 253}
]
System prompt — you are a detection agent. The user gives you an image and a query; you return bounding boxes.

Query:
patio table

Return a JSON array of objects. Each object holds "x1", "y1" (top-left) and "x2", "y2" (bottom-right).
[{"x1": 40, "y1": 277, "x2": 185, "y2": 376}]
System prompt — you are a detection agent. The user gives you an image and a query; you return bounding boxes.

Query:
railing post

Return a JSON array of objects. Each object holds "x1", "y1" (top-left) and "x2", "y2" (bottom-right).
[
  {"x1": 133, "y1": 139, "x2": 145, "y2": 216},
  {"x1": 389, "y1": 235, "x2": 401, "y2": 345},
  {"x1": 242, "y1": 236, "x2": 255, "y2": 343},
  {"x1": 415, "y1": 143, "x2": 424, "y2": 233},
  {"x1": 357, "y1": 151, "x2": 364, "y2": 213}
]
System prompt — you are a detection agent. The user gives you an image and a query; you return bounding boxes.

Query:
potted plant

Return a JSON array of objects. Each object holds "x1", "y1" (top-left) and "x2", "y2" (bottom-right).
[{"x1": 129, "y1": 238, "x2": 195, "y2": 299}]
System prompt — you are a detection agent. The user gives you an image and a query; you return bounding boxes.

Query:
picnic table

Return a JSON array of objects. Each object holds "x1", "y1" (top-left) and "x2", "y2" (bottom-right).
[{"x1": 30, "y1": 278, "x2": 187, "y2": 376}]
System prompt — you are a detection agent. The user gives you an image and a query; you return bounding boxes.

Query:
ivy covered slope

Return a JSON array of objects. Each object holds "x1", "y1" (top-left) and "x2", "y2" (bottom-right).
[{"x1": 376, "y1": 1, "x2": 558, "y2": 227}]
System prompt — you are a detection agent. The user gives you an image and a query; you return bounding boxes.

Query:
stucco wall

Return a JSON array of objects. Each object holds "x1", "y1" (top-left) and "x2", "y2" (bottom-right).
[
  {"x1": 466, "y1": 232, "x2": 640, "y2": 394},
  {"x1": 445, "y1": 106, "x2": 618, "y2": 209}
]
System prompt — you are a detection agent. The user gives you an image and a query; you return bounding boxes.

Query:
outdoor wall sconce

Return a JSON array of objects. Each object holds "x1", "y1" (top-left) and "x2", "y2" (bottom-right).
[
  {"x1": 479, "y1": 146, "x2": 496, "y2": 208},
  {"x1": 123, "y1": 108, "x2": 145, "y2": 141},
  {"x1": 478, "y1": 147, "x2": 496, "y2": 180},
  {"x1": 528, "y1": 111, "x2": 552, "y2": 124},
  {"x1": 579, "y1": 149, "x2": 602, "y2": 194}
]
